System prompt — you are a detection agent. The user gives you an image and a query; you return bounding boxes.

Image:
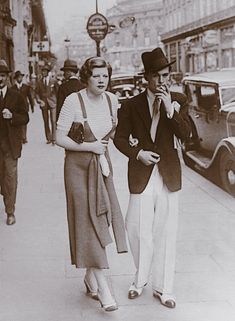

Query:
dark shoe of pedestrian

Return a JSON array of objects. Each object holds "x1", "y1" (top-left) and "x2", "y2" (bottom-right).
[
  {"x1": 128, "y1": 283, "x2": 146, "y2": 299},
  {"x1": 51, "y1": 140, "x2": 56, "y2": 146},
  {"x1": 153, "y1": 290, "x2": 176, "y2": 308},
  {"x1": 46, "y1": 140, "x2": 51, "y2": 144},
  {"x1": 6, "y1": 214, "x2": 16, "y2": 225},
  {"x1": 22, "y1": 139, "x2": 28, "y2": 144}
]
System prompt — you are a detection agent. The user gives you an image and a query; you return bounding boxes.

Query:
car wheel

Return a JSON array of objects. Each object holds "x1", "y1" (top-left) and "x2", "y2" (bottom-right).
[{"x1": 219, "y1": 151, "x2": 235, "y2": 197}]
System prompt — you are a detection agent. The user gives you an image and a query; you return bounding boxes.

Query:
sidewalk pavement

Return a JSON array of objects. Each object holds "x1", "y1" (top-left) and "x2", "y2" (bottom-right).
[{"x1": 0, "y1": 107, "x2": 235, "y2": 321}]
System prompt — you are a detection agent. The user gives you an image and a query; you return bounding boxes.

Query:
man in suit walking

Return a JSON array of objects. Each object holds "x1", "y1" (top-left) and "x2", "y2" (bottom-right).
[
  {"x1": 56, "y1": 59, "x2": 84, "y2": 120},
  {"x1": 35, "y1": 64, "x2": 58, "y2": 145},
  {"x1": 11, "y1": 70, "x2": 35, "y2": 143},
  {"x1": 114, "y1": 48, "x2": 191, "y2": 308},
  {"x1": 0, "y1": 60, "x2": 29, "y2": 225}
]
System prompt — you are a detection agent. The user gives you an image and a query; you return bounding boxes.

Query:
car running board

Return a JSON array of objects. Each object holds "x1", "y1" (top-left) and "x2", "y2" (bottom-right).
[{"x1": 185, "y1": 150, "x2": 212, "y2": 169}]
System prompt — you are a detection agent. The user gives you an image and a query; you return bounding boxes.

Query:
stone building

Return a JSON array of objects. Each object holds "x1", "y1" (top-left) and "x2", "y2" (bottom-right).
[
  {"x1": 0, "y1": 0, "x2": 50, "y2": 79},
  {"x1": 104, "y1": 0, "x2": 163, "y2": 73},
  {"x1": 11, "y1": 0, "x2": 49, "y2": 78},
  {"x1": 0, "y1": 0, "x2": 16, "y2": 71},
  {"x1": 161, "y1": 0, "x2": 235, "y2": 74}
]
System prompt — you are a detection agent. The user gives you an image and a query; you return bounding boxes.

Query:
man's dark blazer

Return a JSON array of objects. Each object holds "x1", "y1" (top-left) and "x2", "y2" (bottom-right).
[
  {"x1": 1, "y1": 87, "x2": 29, "y2": 159},
  {"x1": 56, "y1": 77, "x2": 84, "y2": 120},
  {"x1": 11, "y1": 83, "x2": 34, "y2": 112},
  {"x1": 113, "y1": 90, "x2": 192, "y2": 193},
  {"x1": 36, "y1": 77, "x2": 58, "y2": 109}
]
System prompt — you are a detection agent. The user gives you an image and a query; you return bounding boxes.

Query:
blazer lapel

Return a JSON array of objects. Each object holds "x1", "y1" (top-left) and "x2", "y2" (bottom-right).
[{"x1": 135, "y1": 90, "x2": 152, "y2": 132}]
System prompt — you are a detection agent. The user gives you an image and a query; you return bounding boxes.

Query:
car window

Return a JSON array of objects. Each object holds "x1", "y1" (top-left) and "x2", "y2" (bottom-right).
[
  {"x1": 221, "y1": 87, "x2": 235, "y2": 105},
  {"x1": 185, "y1": 83, "x2": 198, "y2": 106},
  {"x1": 198, "y1": 85, "x2": 218, "y2": 111},
  {"x1": 185, "y1": 82, "x2": 218, "y2": 111}
]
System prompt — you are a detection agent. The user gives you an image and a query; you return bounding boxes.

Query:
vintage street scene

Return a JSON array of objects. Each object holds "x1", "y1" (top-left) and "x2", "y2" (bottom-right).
[{"x1": 0, "y1": 1, "x2": 235, "y2": 320}]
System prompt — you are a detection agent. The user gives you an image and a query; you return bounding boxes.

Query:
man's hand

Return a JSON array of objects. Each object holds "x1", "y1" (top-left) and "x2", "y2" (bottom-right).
[
  {"x1": 138, "y1": 150, "x2": 160, "y2": 166},
  {"x1": 2, "y1": 108, "x2": 12, "y2": 119},
  {"x1": 37, "y1": 99, "x2": 45, "y2": 108},
  {"x1": 155, "y1": 85, "x2": 173, "y2": 115}
]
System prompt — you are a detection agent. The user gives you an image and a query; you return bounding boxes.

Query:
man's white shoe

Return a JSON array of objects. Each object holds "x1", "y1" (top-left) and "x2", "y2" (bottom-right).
[
  {"x1": 128, "y1": 283, "x2": 146, "y2": 299},
  {"x1": 153, "y1": 290, "x2": 176, "y2": 308}
]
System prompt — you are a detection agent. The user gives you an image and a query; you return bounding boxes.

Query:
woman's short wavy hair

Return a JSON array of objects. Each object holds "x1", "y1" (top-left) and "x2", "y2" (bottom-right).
[{"x1": 79, "y1": 57, "x2": 112, "y2": 84}]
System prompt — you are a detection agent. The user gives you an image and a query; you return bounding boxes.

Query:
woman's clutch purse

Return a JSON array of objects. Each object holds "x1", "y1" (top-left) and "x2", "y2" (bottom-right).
[{"x1": 68, "y1": 122, "x2": 85, "y2": 144}]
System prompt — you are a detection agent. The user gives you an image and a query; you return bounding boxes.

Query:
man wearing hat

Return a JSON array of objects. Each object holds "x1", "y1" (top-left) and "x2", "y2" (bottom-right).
[
  {"x1": 11, "y1": 70, "x2": 35, "y2": 143},
  {"x1": 35, "y1": 64, "x2": 58, "y2": 144},
  {"x1": 56, "y1": 59, "x2": 84, "y2": 120},
  {"x1": 114, "y1": 48, "x2": 191, "y2": 307},
  {"x1": 0, "y1": 60, "x2": 29, "y2": 225}
]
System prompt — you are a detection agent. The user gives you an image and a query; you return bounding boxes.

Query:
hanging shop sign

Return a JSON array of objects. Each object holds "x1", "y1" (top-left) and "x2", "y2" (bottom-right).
[{"x1": 32, "y1": 41, "x2": 49, "y2": 52}]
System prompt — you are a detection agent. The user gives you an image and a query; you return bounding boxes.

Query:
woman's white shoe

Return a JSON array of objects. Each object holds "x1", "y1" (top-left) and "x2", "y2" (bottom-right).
[{"x1": 97, "y1": 290, "x2": 118, "y2": 312}]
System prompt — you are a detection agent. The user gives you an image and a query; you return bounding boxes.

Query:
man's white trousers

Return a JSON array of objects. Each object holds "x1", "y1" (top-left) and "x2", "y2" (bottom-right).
[{"x1": 125, "y1": 166, "x2": 179, "y2": 294}]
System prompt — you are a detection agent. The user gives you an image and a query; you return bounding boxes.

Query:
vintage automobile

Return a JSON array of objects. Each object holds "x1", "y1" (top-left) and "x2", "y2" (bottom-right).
[
  {"x1": 182, "y1": 69, "x2": 235, "y2": 197},
  {"x1": 110, "y1": 73, "x2": 145, "y2": 103}
]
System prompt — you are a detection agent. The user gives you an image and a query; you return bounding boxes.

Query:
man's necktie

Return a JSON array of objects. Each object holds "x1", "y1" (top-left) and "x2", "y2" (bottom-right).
[
  {"x1": 150, "y1": 97, "x2": 160, "y2": 141},
  {"x1": 0, "y1": 90, "x2": 4, "y2": 109}
]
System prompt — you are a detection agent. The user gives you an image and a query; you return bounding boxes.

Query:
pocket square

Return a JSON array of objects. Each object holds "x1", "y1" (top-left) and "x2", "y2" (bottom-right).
[{"x1": 129, "y1": 136, "x2": 139, "y2": 147}]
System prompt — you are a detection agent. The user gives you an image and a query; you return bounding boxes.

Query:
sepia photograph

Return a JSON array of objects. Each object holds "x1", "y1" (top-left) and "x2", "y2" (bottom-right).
[{"x1": 0, "y1": 0, "x2": 235, "y2": 320}]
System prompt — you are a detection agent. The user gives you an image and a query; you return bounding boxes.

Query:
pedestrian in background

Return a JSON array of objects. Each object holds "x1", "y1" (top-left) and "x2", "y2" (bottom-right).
[
  {"x1": 35, "y1": 64, "x2": 58, "y2": 145},
  {"x1": 114, "y1": 48, "x2": 192, "y2": 308},
  {"x1": 56, "y1": 59, "x2": 84, "y2": 120},
  {"x1": 11, "y1": 70, "x2": 35, "y2": 144},
  {"x1": 56, "y1": 57, "x2": 127, "y2": 312},
  {"x1": 0, "y1": 60, "x2": 29, "y2": 225}
]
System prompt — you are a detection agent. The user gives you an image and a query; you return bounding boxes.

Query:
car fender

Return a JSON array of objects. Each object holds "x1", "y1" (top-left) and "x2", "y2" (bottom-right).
[{"x1": 215, "y1": 138, "x2": 235, "y2": 159}]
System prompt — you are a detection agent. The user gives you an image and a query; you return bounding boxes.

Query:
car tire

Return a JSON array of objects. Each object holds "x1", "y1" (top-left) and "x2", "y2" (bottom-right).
[{"x1": 219, "y1": 151, "x2": 235, "y2": 197}]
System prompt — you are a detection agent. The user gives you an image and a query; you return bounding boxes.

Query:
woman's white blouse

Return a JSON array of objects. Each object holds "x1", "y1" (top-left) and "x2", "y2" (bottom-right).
[{"x1": 57, "y1": 89, "x2": 119, "y2": 140}]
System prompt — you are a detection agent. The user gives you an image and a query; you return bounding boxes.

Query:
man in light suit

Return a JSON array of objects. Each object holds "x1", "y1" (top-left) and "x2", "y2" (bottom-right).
[
  {"x1": 56, "y1": 59, "x2": 84, "y2": 121},
  {"x1": 36, "y1": 65, "x2": 58, "y2": 145},
  {"x1": 11, "y1": 70, "x2": 35, "y2": 143},
  {"x1": 114, "y1": 48, "x2": 191, "y2": 308},
  {"x1": 0, "y1": 60, "x2": 29, "y2": 225}
]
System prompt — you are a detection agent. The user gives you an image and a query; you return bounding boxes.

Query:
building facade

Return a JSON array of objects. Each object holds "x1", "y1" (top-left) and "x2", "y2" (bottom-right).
[
  {"x1": 1, "y1": 0, "x2": 51, "y2": 80},
  {"x1": 161, "y1": 0, "x2": 235, "y2": 74},
  {"x1": 0, "y1": 0, "x2": 16, "y2": 71},
  {"x1": 10, "y1": 0, "x2": 33, "y2": 76},
  {"x1": 104, "y1": 0, "x2": 163, "y2": 73}
]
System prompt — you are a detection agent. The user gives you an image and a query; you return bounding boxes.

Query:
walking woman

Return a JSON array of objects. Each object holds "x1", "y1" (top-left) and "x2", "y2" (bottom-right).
[{"x1": 56, "y1": 57, "x2": 127, "y2": 312}]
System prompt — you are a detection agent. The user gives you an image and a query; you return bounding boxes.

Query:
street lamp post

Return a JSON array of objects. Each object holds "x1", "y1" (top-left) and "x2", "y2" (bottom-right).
[
  {"x1": 95, "y1": 0, "x2": 100, "y2": 56},
  {"x1": 64, "y1": 36, "x2": 71, "y2": 59}
]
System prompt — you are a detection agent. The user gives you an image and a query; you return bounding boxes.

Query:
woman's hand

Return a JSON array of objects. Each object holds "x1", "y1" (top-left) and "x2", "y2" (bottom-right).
[{"x1": 90, "y1": 140, "x2": 108, "y2": 154}]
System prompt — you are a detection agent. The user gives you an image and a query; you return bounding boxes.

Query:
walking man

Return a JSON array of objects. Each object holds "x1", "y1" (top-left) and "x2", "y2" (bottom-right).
[
  {"x1": 0, "y1": 60, "x2": 29, "y2": 225},
  {"x1": 56, "y1": 59, "x2": 84, "y2": 120},
  {"x1": 36, "y1": 64, "x2": 58, "y2": 145},
  {"x1": 114, "y1": 48, "x2": 191, "y2": 308},
  {"x1": 11, "y1": 70, "x2": 35, "y2": 143}
]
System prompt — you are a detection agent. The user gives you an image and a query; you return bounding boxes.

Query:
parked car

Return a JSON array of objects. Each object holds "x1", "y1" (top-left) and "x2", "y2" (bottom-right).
[
  {"x1": 182, "y1": 69, "x2": 235, "y2": 197},
  {"x1": 110, "y1": 73, "x2": 145, "y2": 103}
]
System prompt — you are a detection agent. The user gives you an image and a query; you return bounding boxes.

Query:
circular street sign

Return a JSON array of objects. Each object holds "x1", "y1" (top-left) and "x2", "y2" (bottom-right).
[{"x1": 87, "y1": 13, "x2": 108, "y2": 42}]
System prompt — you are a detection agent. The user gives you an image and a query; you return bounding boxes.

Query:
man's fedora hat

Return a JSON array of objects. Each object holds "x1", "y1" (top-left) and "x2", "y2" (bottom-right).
[
  {"x1": 0, "y1": 59, "x2": 10, "y2": 73},
  {"x1": 60, "y1": 59, "x2": 78, "y2": 72},
  {"x1": 141, "y1": 47, "x2": 175, "y2": 74},
  {"x1": 14, "y1": 70, "x2": 25, "y2": 79}
]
